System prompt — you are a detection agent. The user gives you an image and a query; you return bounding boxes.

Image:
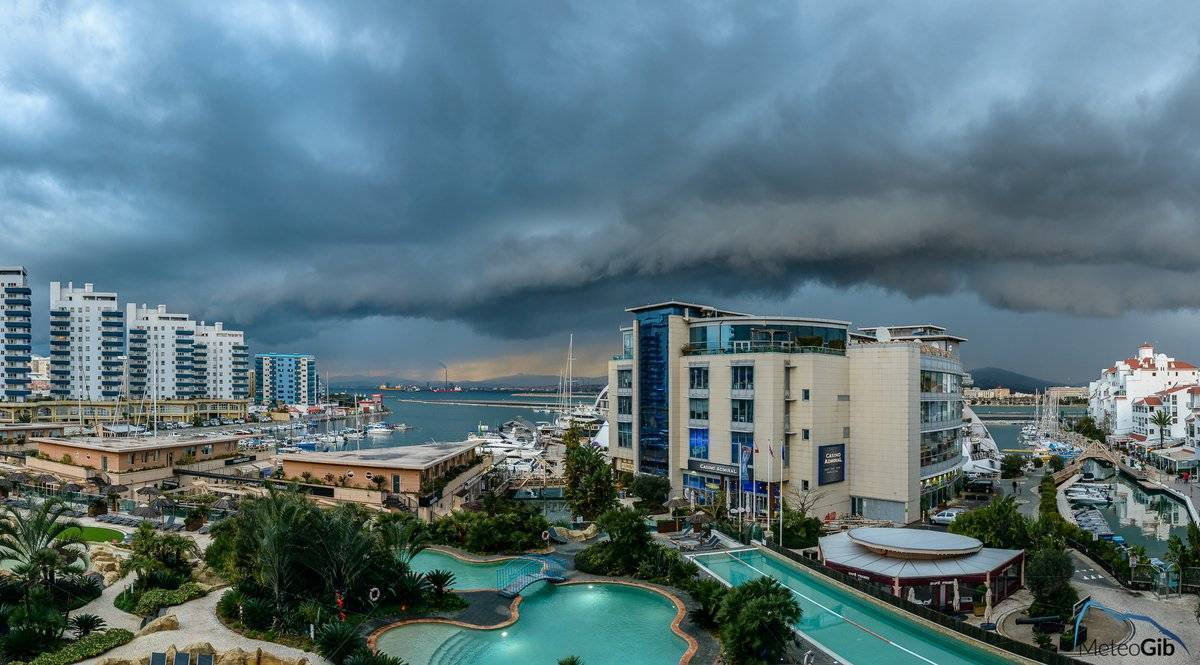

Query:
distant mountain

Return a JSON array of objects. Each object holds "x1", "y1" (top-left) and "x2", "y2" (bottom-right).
[{"x1": 968, "y1": 367, "x2": 1061, "y2": 393}]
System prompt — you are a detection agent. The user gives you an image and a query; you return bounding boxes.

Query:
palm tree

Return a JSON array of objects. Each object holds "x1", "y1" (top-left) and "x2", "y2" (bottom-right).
[
  {"x1": 375, "y1": 513, "x2": 426, "y2": 566},
  {"x1": 308, "y1": 503, "x2": 377, "y2": 608},
  {"x1": 1150, "y1": 409, "x2": 1173, "y2": 450},
  {"x1": 423, "y1": 569, "x2": 455, "y2": 597},
  {"x1": 0, "y1": 499, "x2": 88, "y2": 613},
  {"x1": 558, "y1": 658, "x2": 584, "y2": 665},
  {"x1": 68, "y1": 613, "x2": 106, "y2": 638}
]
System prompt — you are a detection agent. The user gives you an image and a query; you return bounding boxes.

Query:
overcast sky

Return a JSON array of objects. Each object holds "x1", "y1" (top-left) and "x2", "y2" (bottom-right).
[{"x1": 3, "y1": 1, "x2": 1200, "y2": 385}]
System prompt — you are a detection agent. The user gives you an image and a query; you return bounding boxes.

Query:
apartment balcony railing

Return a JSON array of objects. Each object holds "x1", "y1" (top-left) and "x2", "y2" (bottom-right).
[
  {"x1": 3, "y1": 299, "x2": 31, "y2": 307},
  {"x1": 3, "y1": 287, "x2": 31, "y2": 295},
  {"x1": 682, "y1": 342, "x2": 846, "y2": 357},
  {"x1": 611, "y1": 351, "x2": 634, "y2": 360}
]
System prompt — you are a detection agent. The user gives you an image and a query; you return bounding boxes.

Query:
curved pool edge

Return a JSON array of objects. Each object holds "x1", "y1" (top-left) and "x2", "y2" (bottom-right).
[
  {"x1": 367, "y1": 579, "x2": 698, "y2": 665},
  {"x1": 418, "y1": 546, "x2": 553, "y2": 592},
  {"x1": 366, "y1": 595, "x2": 524, "y2": 650},
  {"x1": 559, "y1": 579, "x2": 698, "y2": 665}
]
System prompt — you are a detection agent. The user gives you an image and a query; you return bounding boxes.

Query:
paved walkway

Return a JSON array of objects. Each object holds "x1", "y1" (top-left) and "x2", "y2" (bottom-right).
[
  {"x1": 75, "y1": 571, "x2": 141, "y2": 633},
  {"x1": 78, "y1": 592, "x2": 328, "y2": 665}
]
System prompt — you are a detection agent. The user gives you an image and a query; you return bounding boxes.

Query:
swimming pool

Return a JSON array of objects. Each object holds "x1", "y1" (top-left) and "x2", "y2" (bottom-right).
[
  {"x1": 693, "y1": 549, "x2": 1019, "y2": 665},
  {"x1": 408, "y1": 549, "x2": 540, "y2": 590},
  {"x1": 375, "y1": 582, "x2": 689, "y2": 665}
]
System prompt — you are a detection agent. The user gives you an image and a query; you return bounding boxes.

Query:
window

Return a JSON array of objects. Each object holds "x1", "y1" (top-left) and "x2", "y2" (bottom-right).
[
  {"x1": 732, "y1": 365, "x2": 754, "y2": 390},
  {"x1": 782, "y1": 442, "x2": 790, "y2": 467},
  {"x1": 689, "y1": 428, "x2": 709, "y2": 459},
  {"x1": 801, "y1": 479, "x2": 809, "y2": 491},
  {"x1": 617, "y1": 369, "x2": 632, "y2": 389},
  {"x1": 689, "y1": 398, "x2": 709, "y2": 421},
  {"x1": 689, "y1": 367, "x2": 709, "y2": 390},
  {"x1": 837, "y1": 394, "x2": 849, "y2": 401},
  {"x1": 802, "y1": 389, "x2": 810, "y2": 401},
  {"x1": 732, "y1": 432, "x2": 754, "y2": 466},
  {"x1": 391, "y1": 474, "x2": 401, "y2": 493},
  {"x1": 843, "y1": 426, "x2": 850, "y2": 438},
  {"x1": 617, "y1": 396, "x2": 632, "y2": 415},
  {"x1": 731, "y1": 399, "x2": 753, "y2": 423},
  {"x1": 618, "y1": 422, "x2": 633, "y2": 448}
]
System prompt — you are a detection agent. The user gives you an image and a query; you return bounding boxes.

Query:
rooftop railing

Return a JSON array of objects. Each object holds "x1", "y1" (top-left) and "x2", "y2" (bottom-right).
[{"x1": 681, "y1": 342, "x2": 846, "y2": 357}]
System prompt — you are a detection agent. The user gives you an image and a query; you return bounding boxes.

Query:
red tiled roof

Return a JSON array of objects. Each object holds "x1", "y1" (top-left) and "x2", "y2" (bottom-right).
[
  {"x1": 1130, "y1": 433, "x2": 1148, "y2": 442},
  {"x1": 1170, "y1": 361, "x2": 1197, "y2": 370},
  {"x1": 1142, "y1": 396, "x2": 1163, "y2": 406}
]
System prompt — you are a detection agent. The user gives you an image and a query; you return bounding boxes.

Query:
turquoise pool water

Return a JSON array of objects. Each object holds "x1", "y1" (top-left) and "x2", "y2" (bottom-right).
[
  {"x1": 408, "y1": 550, "x2": 540, "y2": 591},
  {"x1": 376, "y1": 582, "x2": 687, "y2": 665},
  {"x1": 694, "y1": 549, "x2": 1018, "y2": 665}
]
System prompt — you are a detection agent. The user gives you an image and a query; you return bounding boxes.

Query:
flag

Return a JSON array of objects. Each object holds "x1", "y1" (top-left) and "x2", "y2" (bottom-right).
[{"x1": 767, "y1": 440, "x2": 774, "y2": 458}]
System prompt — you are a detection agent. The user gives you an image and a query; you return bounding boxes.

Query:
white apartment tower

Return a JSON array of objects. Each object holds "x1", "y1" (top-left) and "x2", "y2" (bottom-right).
[
  {"x1": 196, "y1": 321, "x2": 250, "y2": 399},
  {"x1": 126, "y1": 303, "x2": 201, "y2": 400},
  {"x1": 0, "y1": 267, "x2": 32, "y2": 401},
  {"x1": 608, "y1": 302, "x2": 966, "y2": 525},
  {"x1": 49, "y1": 282, "x2": 124, "y2": 400}
]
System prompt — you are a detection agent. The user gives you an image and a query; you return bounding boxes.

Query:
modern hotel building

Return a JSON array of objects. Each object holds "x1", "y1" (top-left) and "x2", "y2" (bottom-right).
[
  {"x1": 1088, "y1": 343, "x2": 1200, "y2": 438},
  {"x1": 125, "y1": 304, "x2": 250, "y2": 401},
  {"x1": 255, "y1": 353, "x2": 320, "y2": 406},
  {"x1": 49, "y1": 282, "x2": 124, "y2": 400},
  {"x1": 607, "y1": 302, "x2": 965, "y2": 525},
  {"x1": 0, "y1": 267, "x2": 32, "y2": 401}
]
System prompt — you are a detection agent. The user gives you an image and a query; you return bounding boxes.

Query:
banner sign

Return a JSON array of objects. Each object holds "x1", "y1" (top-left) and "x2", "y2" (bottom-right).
[{"x1": 818, "y1": 444, "x2": 846, "y2": 485}]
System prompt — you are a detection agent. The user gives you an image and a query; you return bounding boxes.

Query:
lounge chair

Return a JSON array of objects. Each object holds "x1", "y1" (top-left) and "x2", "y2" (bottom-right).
[
  {"x1": 197, "y1": 655, "x2": 213, "y2": 665},
  {"x1": 151, "y1": 653, "x2": 167, "y2": 665},
  {"x1": 668, "y1": 527, "x2": 694, "y2": 541},
  {"x1": 681, "y1": 535, "x2": 719, "y2": 551},
  {"x1": 174, "y1": 651, "x2": 190, "y2": 665}
]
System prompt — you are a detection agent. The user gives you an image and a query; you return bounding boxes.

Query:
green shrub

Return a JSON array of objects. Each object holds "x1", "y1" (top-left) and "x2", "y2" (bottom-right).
[
  {"x1": 315, "y1": 620, "x2": 365, "y2": 665},
  {"x1": 241, "y1": 596, "x2": 274, "y2": 631},
  {"x1": 20, "y1": 629, "x2": 134, "y2": 665},
  {"x1": 216, "y1": 588, "x2": 244, "y2": 621},
  {"x1": 132, "y1": 583, "x2": 207, "y2": 616},
  {"x1": 343, "y1": 652, "x2": 409, "y2": 665}
]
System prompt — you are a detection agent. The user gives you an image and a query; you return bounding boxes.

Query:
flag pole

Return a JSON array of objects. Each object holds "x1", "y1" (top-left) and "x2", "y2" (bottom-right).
[{"x1": 767, "y1": 438, "x2": 773, "y2": 541}]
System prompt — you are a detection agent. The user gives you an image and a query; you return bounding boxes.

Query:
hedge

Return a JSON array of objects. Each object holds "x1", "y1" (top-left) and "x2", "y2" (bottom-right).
[
  {"x1": 134, "y1": 582, "x2": 208, "y2": 616},
  {"x1": 15, "y1": 629, "x2": 135, "y2": 665}
]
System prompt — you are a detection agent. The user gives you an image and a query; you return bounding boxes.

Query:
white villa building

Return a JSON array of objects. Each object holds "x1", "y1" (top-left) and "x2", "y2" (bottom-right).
[{"x1": 1088, "y1": 343, "x2": 1199, "y2": 438}]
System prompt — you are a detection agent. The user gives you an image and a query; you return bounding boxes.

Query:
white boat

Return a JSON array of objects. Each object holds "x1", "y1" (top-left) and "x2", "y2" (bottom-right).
[{"x1": 365, "y1": 423, "x2": 391, "y2": 436}]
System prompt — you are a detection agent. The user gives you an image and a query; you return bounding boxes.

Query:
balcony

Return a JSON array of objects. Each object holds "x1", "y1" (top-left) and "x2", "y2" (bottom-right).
[
  {"x1": 4, "y1": 287, "x2": 31, "y2": 295},
  {"x1": 5, "y1": 321, "x2": 31, "y2": 329},
  {"x1": 682, "y1": 342, "x2": 845, "y2": 357},
  {"x1": 5, "y1": 354, "x2": 31, "y2": 363},
  {"x1": 3, "y1": 298, "x2": 31, "y2": 307}
]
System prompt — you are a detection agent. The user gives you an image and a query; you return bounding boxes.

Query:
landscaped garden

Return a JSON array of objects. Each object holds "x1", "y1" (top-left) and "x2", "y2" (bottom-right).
[
  {"x1": 114, "y1": 521, "x2": 208, "y2": 616},
  {"x1": 0, "y1": 499, "x2": 130, "y2": 663}
]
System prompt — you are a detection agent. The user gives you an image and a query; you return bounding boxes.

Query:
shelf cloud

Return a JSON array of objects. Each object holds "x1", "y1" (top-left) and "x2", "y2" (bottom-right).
[{"x1": 2, "y1": 1, "x2": 1199, "y2": 377}]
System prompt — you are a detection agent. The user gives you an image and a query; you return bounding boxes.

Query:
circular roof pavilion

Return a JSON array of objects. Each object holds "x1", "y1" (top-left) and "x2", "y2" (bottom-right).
[{"x1": 847, "y1": 527, "x2": 983, "y2": 559}]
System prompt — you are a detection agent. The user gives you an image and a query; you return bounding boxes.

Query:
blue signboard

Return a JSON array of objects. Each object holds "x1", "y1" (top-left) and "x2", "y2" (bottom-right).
[{"x1": 818, "y1": 444, "x2": 846, "y2": 485}]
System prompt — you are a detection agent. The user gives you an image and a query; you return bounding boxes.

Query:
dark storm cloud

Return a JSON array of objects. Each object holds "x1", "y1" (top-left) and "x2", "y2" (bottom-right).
[{"x1": 3, "y1": 0, "x2": 1200, "y2": 353}]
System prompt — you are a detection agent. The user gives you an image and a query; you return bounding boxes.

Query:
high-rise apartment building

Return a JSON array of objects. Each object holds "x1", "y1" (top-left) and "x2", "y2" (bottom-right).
[
  {"x1": 49, "y1": 282, "x2": 124, "y2": 400},
  {"x1": 255, "y1": 353, "x2": 319, "y2": 406},
  {"x1": 0, "y1": 267, "x2": 32, "y2": 401},
  {"x1": 607, "y1": 302, "x2": 965, "y2": 525},
  {"x1": 125, "y1": 304, "x2": 203, "y2": 400},
  {"x1": 196, "y1": 322, "x2": 250, "y2": 399}
]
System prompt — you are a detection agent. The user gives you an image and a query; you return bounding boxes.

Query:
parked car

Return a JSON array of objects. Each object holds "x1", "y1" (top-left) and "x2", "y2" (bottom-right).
[{"x1": 930, "y1": 508, "x2": 967, "y2": 525}]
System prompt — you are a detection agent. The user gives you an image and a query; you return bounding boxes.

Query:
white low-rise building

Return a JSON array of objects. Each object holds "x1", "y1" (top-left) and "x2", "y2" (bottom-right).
[{"x1": 1088, "y1": 343, "x2": 1199, "y2": 437}]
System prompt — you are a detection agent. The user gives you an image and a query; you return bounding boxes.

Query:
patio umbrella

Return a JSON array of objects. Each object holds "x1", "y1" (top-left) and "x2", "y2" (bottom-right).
[
  {"x1": 60, "y1": 483, "x2": 83, "y2": 493},
  {"x1": 663, "y1": 496, "x2": 691, "y2": 510},
  {"x1": 5, "y1": 472, "x2": 27, "y2": 484},
  {"x1": 35, "y1": 474, "x2": 58, "y2": 485},
  {"x1": 104, "y1": 484, "x2": 129, "y2": 495},
  {"x1": 688, "y1": 511, "x2": 714, "y2": 526},
  {"x1": 149, "y1": 497, "x2": 174, "y2": 511},
  {"x1": 131, "y1": 505, "x2": 159, "y2": 519},
  {"x1": 212, "y1": 497, "x2": 235, "y2": 511},
  {"x1": 136, "y1": 485, "x2": 161, "y2": 497}
]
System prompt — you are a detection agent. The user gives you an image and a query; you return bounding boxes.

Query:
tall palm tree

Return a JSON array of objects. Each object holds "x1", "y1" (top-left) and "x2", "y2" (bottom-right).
[
  {"x1": 0, "y1": 499, "x2": 88, "y2": 613},
  {"x1": 375, "y1": 513, "x2": 426, "y2": 566},
  {"x1": 308, "y1": 504, "x2": 377, "y2": 606},
  {"x1": 1150, "y1": 409, "x2": 1173, "y2": 450}
]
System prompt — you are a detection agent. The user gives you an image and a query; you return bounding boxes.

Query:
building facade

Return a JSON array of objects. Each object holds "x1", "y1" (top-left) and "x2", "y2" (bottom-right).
[
  {"x1": 607, "y1": 302, "x2": 966, "y2": 525},
  {"x1": 49, "y1": 282, "x2": 124, "y2": 400},
  {"x1": 255, "y1": 353, "x2": 319, "y2": 406},
  {"x1": 0, "y1": 267, "x2": 32, "y2": 401},
  {"x1": 126, "y1": 304, "x2": 201, "y2": 400},
  {"x1": 196, "y1": 322, "x2": 250, "y2": 399},
  {"x1": 1088, "y1": 344, "x2": 1200, "y2": 437}
]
